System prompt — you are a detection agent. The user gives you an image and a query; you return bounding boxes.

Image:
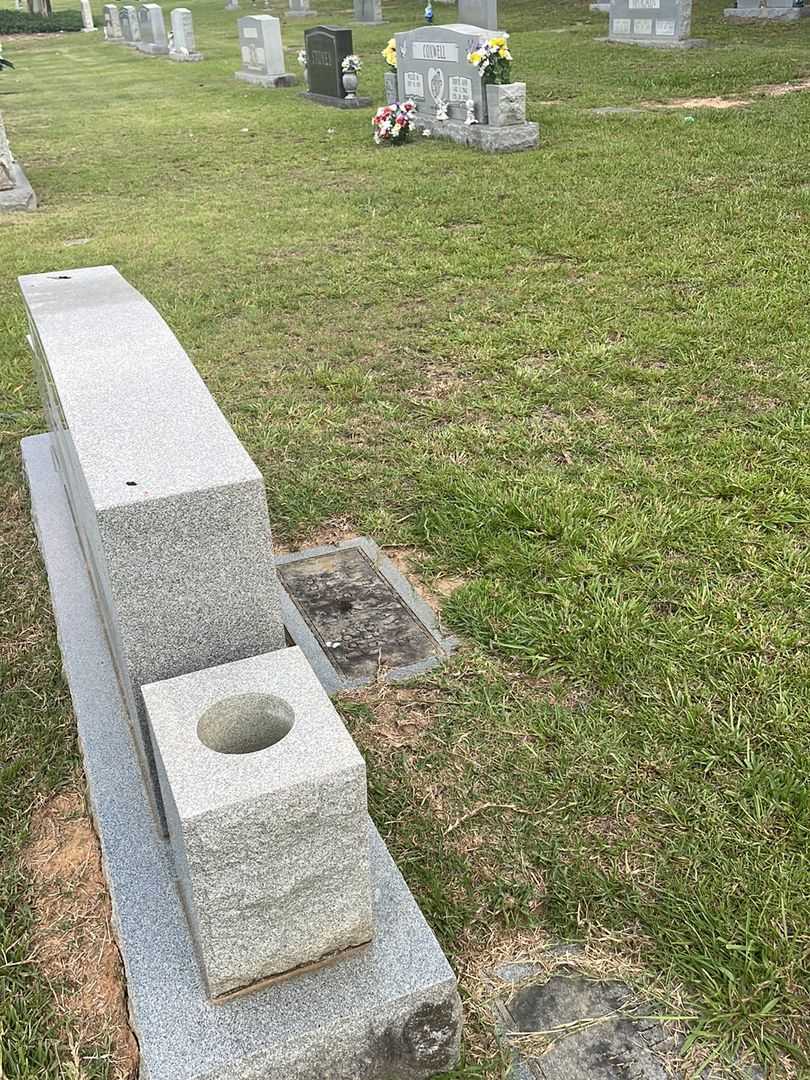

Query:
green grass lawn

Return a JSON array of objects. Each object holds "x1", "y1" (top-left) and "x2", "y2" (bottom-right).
[{"x1": 2, "y1": 0, "x2": 810, "y2": 1075}]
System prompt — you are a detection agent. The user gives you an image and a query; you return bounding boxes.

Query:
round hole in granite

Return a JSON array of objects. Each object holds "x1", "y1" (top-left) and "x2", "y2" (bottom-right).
[
  {"x1": 197, "y1": 693, "x2": 294, "y2": 755},
  {"x1": 125, "y1": 480, "x2": 137, "y2": 487}
]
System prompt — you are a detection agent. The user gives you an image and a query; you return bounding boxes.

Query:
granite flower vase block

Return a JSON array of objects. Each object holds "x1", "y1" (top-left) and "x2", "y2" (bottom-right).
[
  {"x1": 484, "y1": 80, "x2": 526, "y2": 125},
  {"x1": 142, "y1": 647, "x2": 374, "y2": 999},
  {"x1": 384, "y1": 70, "x2": 397, "y2": 103}
]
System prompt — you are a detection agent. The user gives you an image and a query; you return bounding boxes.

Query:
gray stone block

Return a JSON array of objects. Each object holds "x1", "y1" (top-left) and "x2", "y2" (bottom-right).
[
  {"x1": 724, "y1": 4, "x2": 807, "y2": 17},
  {"x1": 18, "y1": 266, "x2": 286, "y2": 826},
  {"x1": 0, "y1": 162, "x2": 37, "y2": 213},
  {"x1": 235, "y1": 69, "x2": 296, "y2": 86},
  {"x1": 485, "y1": 81, "x2": 527, "y2": 126},
  {"x1": 21, "y1": 431, "x2": 463, "y2": 1080},
  {"x1": 142, "y1": 647, "x2": 374, "y2": 999},
  {"x1": 414, "y1": 114, "x2": 539, "y2": 152}
]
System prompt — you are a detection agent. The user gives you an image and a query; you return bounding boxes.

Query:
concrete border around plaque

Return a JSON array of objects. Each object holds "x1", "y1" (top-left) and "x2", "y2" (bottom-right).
[
  {"x1": 275, "y1": 536, "x2": 459, "y2": 696},
  {"x1": 20, "y1": 433, "x2": 463, "y2": 1080}
]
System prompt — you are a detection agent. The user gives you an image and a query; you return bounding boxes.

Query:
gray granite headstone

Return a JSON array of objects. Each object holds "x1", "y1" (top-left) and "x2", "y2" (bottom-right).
[
  {"x1": 136, "y1": 3, "x2": 151, "y2": 42},
  {"x1": 608, "y1": 0, "x2": 693, "y2": 44},
  {"x1": 353, "y1": 0, "x2": 383, "y2": 23},
  {"x1": 103, "y1": 3, "x2": 123, "y2": 38},
  {"x1": 394, "y1": 23, "x2": 489, "y2": 123},
  {"x1": 235, "y1": 15, "x2": 295, "y2": 86},
  {"x1": 119, "y1": 4, "x2": 136, "y2": 40},
  {"x1": 304, "y1": 25, "x2": 353, "y2": 98},
  {"x1": 169, "y1": 6, "x2": 201, "y2": 58},
  {"x1": 138, "y1": 2, "x2": 168, "y2": 51},
  {"x1": 288, "y1": 0, "x2": 317, "y2": 17},
  {"x1": 458, "y1": 0, "x2": 498, "y2": 29}
]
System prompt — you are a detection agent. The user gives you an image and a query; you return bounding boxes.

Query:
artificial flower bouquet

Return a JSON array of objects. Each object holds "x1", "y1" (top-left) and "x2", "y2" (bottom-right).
[
  {"x1": 341, "y1": 53, "x2": 362, "y2": 74},
  {"x1": 381, "y1": 37, "x2": 397, "y2": 70},
  {"x1": 467, "y1": 35, "x2": 512, "y2": 84},
  {"x1": 372, "y1": 99, "x2": 416, "y2": 144}
]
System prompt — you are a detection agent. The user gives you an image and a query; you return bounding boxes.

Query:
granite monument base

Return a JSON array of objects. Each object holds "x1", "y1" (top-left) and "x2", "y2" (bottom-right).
[
  {"x1": 300, "y1": 90, "x2": 373, "y2": 108},
  {"x1": 21, "y1": 430, "x2": 463, "y2": 1080},
  {"x1": 169, "y1": 49, "x2": 203, "y2": 60},
  {"x1": 602, "y1": 34, "x2": 708, "y2": 45},
  {"x1": 287, "y1": 7, "x2": 317, "y2": 14},
  {"x1": 590, "y1": 3, "x2": 610, "y2": 11},
  {"x1": 235, "y1": 69, "x2": 296, "y2": 87},
  {"x1": 0, "y1": 162, "x2": 36, "y2": 212},
  {"x1": 414, "y1": 115, "x2": 539, "y2": 152},
  {"x1": 724, "y1": 4, "x2": 808, "y2": 18},
  {"x1": 137, "y1": 42, "x2": 169, "y2": 53}
]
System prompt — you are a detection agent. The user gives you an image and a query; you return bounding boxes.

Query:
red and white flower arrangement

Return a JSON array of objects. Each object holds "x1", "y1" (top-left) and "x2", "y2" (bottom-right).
[{"x1": 372, "y1": 99, "x2": 416, "y2": 144}]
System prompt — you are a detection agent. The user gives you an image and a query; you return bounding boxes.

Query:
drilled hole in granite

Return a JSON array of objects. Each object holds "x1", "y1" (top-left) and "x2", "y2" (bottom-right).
[
  {"x1": 125, "y1": 481, "x2": 137, "y2": 487},
  {"x1": 197, "y1": 694, "x2": 294, "y2": 755}
]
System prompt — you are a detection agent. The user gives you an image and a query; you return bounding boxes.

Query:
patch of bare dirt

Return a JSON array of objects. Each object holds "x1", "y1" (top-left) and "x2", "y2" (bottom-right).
[
  {"x1": 275, "y1": 516, "x2": 360, "y2": 555},
  {"x1": 642, "y1": 77, "x2": 810, "y2": 111},
  {"x1": 342, "y1": 683, "x2": 441, "y2": 749},
  {"x1": 384, "y1": 544, "x2": 470, "y2": 615},
  {"x1": 22, "y1": 789, "x2": 138, "y2": 1079}
]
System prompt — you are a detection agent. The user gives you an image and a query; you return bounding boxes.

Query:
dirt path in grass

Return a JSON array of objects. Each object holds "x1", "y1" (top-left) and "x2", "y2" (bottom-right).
[{"x1": 642, "y1": 76, "x2": 810, "y2": 110}]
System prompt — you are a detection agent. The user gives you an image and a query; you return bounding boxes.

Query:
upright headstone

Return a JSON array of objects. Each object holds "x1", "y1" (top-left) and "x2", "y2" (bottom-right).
[
  {"x1": 103, "y1": 3, "x2": 123, "y2": 39},
  {"x1": 234, "y1": 14, "x2": 295, "y2": 86},
  {"x1": 353, "y1": 0, "x2": 383, "y2": 24},
  {"x1": 288, "y1": 0, "x2": 317, "y2": 17},
  {"x1": 395, "y1": 23, "x2": 487, "y2": 123},
  {"x1": 301, "y1": 25, "x2": 370, "y2": 107},
  {"x1": 458, "y1": 0, "x2": 497, "y2": 29},
  {"x1": 120, "y1": 3, "x2": 137, "y2": 40},
  {"x1": 225, "y1": 0, "x2": 239, "y2": 9},
  {"x1": 18, "y1": 265, "x2": 287, "y2": 823},
  {"x1": 169, "y1": 6, "x2": 202, "y2": 59},
  {"x1": 80, "y1": 0, "x2": 97, "y2": 31},
  {"x1": 136, "y1": 2, "x2": 151, "y2": 42},
  {"x1": 608, "y1": 0, "x2": 698, "y2": 45},
  {"x1": 137, "y1": 2, "x2": 168, "y2": 52},
  {"x1": 393, "y1": 22, "x2": 538, "y2": 151}
]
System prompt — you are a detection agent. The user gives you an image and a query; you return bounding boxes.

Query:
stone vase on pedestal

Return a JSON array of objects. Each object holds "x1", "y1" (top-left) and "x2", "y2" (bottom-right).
[
  {"x1": 484, "y1": 81, "x2": 526, "y2": 126},
  {"x1": 384, "y1": 70, "x2": 397, "y2": 104},
  {"x1": 342, "y1": 70, "x2": 358, "y2": 98}
]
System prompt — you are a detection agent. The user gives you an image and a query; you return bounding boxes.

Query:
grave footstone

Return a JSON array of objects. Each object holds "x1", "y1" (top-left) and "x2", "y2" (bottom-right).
[
  {"x1": 137, "y1": 2, "x2": 169, "y2": 52},
  {"x1": 353, "y1": 0, "x2": 383, "y2": 24},
  {"x1": 0, "y1": 113, "x2": 36, "y2": 213},
  {"x1": 607, "y1": 0, "x2": 705, "y2": 46},
  {"x1": 80, "y1": 0, "x2": 97, "y2": 31},
  {"x1": 169, "y1": 7, "x2": 202, "y2": 59},
  {"x1": 301, "y1": 25, "x2": 371, "y2": 108},
  {"x1": 234, "y1": 14, "x2": 296, "y2": 87},
  {"x1": 393, "y1": 22, "x2": 538, "y2": 151},
  {"x1": 103, "y1": 3, "x2": 124, "y2": 39}
]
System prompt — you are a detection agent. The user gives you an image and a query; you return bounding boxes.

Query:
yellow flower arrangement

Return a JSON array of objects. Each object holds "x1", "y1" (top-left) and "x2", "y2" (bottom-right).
[
  {"x1": 382, "y1": 37, "x2": 397, "y2": 69},
  {"x1": 466, "y1": 34, "x2": 513, "y2": 84}
]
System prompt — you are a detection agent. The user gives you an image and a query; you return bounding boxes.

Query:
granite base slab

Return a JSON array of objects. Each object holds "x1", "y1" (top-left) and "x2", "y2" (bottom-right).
[
  {"x1": 0, "y1": 163, "x2": 36, "y2": 212},
  {"x1": 21, "y1": 430, "x2": 462, "y2": 1080},
  {"x1": 602, "y1": 34, "x2": 709, "y2": 45},
  {"x1": 287, "y1": 7, "x2": 317, "y2": 13},
  {"x1": 235, "y1": 69, "x2": 296, "y2": 87},
  {"x1": 300, "y1": 91, "x2": 373, "y2": 108},
  {"x1": 724, "y1": 5, "x2": 807, "y2": 18},
  {"x1": 590, "y1": 3, "x2": 610, "y2": 11},
  {"x1": 169, "y1": 50, "x2": 203, "y2": 60},
  {"x1": 414, "y1": 115, "x2": 539, "y2": 152},
  {"x1": 137, "y1": 42, "x2": 169, "y2": 53}
]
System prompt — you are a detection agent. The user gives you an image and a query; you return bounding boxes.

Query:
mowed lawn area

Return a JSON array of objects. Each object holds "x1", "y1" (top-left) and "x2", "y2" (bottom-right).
[{"x1": 1, "y1": 0, "x2": 810, "y2": 1075}]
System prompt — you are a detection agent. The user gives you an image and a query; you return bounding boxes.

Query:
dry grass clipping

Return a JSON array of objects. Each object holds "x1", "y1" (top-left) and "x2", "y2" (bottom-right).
[{"x1": 22, "y1": 787, "x2": 139, "y2": 1080}]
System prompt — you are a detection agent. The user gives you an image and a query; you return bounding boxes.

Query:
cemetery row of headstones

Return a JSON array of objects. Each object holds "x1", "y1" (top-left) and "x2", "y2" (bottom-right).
[
  {"x1": 102, "y1": 1, "x2": 201, "y2": 60},
  {"x1": 593, "y1": 0, "x2": 807, "y2": 47}
]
